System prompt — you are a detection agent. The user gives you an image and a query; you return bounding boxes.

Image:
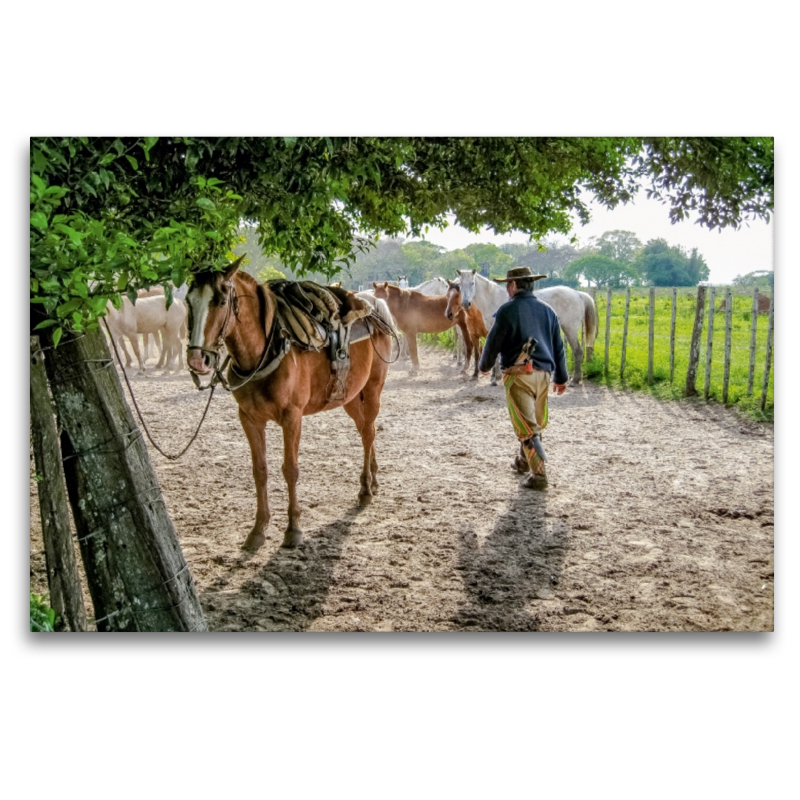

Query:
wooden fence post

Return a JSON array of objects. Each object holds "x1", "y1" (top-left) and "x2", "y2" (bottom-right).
[
  {"x1": 647, "y1": 287, "x2": 655, "y2": 384},
  {"x1": 620, "y1": 287, "x2": 631, "y2": 379},
  {"x1": 760, "y1": 293, "x2": 774, "y2": 412},
  {"x1": 604, "y1": 286, "x2": 612, "y2": 376},
  {"x1": 669, "y1": 287, "x2": 677, "y2": 383},
  {"x1": 723, "y1": 287, "x2": 733, "y2": 403},
  {"x1": 30, "y1": 337, "x2": 87, "y2": 632},
  {"x1": 748, "y1": 287, "x2": 759, "y2": 396},
  {"x1": 704, "y1": 287, "x2": 716, "y2": 400},
  {"x1": 685, "y1": 285, "x2": 706, "y2": 396}
]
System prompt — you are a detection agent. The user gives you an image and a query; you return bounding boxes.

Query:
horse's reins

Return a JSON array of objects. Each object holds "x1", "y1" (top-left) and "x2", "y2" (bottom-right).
[{"x1": 102, "y1": 315, "x2": 217, "y2": 461}]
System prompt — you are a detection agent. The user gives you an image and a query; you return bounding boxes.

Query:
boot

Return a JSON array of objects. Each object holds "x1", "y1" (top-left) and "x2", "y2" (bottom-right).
[
  {"x1": 521, "y1": 472, "x2": 548, "y2": 490},
  {"x1": 512, "y1": 442, "x2": 530, "y2": 474}
]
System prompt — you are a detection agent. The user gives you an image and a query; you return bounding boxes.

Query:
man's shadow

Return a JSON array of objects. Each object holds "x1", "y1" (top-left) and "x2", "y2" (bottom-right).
[{"x1": 453, "y1": 483, "x2": 567, "y2": 631}]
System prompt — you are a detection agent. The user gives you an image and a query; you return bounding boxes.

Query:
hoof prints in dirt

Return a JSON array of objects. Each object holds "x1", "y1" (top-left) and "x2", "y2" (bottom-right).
[{"x1": 29, "y1": 350, "x2": 774, "y2": 632}]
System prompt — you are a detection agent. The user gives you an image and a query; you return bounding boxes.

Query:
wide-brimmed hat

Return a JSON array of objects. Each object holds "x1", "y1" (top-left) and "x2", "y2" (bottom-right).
[{"x1": 494, "y1": 266, "x2": 547, "y2": 283}]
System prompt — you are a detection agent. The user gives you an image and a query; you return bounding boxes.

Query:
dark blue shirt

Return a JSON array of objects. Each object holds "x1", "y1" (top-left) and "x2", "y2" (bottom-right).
[{"x1": 478, "y1": 290, "x2": 569, "y2": 385}]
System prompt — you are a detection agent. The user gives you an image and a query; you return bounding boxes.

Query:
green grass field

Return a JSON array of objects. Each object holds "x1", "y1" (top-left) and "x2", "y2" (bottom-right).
[
  {"x1": 584, "y1": 287, "x2": 774, "y2": 421},
  {"x1": 420, "y1": 287, "x2": 774, "y2": 422}
]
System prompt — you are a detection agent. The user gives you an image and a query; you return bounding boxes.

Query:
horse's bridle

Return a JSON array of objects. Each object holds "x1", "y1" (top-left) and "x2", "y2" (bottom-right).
[{"x1": 187, "y1": 278, "x2": 238, "y2": 391}]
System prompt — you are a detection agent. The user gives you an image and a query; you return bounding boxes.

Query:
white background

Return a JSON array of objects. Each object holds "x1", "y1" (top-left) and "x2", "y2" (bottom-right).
[{"x1": 5, "y1": 2, "x2": 793, "y2": 798}]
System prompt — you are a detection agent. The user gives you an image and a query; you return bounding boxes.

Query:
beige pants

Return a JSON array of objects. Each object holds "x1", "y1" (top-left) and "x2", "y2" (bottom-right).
[{"x1": 503, "y1": 370, "x2": 550, "y2": 475}]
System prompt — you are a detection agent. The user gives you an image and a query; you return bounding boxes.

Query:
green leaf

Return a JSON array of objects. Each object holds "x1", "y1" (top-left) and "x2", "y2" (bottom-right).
[
  {"x1": 196, "y1": 197, "x2": 215, "y2": 211},
  {"x1": 99, "y1": 153, "x2": 116, "y2": 166},
  {"x1": 125, "y1": 154, "x2": 139, "y2": 170},
  {"x1": 52, "y1": 327, "x2": 63, "y2": 348},
  {"x1": 34, "y1": 319, "x2": 58, "y2": 329},
  {"x1": 54, "y1": 223, "x2": 84, "y2": 246},
  {"x1": 143, "y1": 137, "x2": 158, "y2": 161},
  {"x1": 31, "y1": 211, "x2": 48, "y2": 231}
]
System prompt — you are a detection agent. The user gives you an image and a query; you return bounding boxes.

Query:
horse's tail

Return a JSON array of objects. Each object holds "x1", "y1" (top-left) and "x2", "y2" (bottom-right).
[{"x1": 582, "y1": 292, "x2": 598, "y2": 351}]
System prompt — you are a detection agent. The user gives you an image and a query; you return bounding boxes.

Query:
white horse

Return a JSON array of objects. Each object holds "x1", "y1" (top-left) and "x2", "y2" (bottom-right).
[
  {"x1": 456, "y1": 270, "x2": 598, "y2": 385},
  {"x1": 105, "y1": 295, "x2": 187, "y2": 374}
]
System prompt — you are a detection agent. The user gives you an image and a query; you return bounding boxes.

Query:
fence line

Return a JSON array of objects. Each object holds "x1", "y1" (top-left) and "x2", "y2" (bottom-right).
[
  {"x1": 669, "y1": 287, "x2": 677, "y2": 383},
  {"x1": 620, "y1": 287, "x2": 631, "y2": 379},
  {"x1": 647, "y1": 287, "x2": 655, "y2": 384},
  {"x1": 591, "y1": 285, "x2": 773, "y2": 412},
  {"x1": 723, "y1": 288, "x2": 733, "y2": 403},
  {"x1": 704, "y1": 287, "x2": 715, "y2": 401},
  {"x1": 748, "y1": 287, "x2": 759, "y2": 396},
  {"x1": 761, "y1": 295, "x2": 774, "y2": 412}
]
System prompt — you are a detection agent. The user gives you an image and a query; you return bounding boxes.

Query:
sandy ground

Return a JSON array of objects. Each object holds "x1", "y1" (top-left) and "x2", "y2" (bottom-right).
[{"x1": 30, "y1": 345, "x2": 774, "y2": 632}]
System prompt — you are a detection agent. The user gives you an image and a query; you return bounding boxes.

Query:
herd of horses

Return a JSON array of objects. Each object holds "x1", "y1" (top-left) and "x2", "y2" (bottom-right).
[{"x1": 108, "y1": 262, "x2": 598, "y2": 550}]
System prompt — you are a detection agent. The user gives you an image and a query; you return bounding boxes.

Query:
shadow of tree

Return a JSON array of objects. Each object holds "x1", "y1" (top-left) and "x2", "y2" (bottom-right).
[{"x1": 452, "y1": 485, "x2": 568, "y2": 631}]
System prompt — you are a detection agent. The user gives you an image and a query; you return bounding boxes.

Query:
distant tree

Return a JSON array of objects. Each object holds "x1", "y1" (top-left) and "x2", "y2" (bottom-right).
[
  {"x1": 439, "y1": 248, "x2": 481, "y2": 279},
  {"x1": 591, "y1": 230, "x2": 642, "y2": 265},
  {"x1": 400, "y1": 240, "x2": 446, "y2": 285},
  {"x1": 344, "y1": 236, "x2": 410, "y2": 288},
  {"x1": 685, "y1": 247, "x2": 710, "y2": 284},
  {"x1": 463, "y1": 243, "x2": 514, "y2": 277},
  {"x1": 732, "y1": 269, "x2": 773, "y2": 289},
  {"x1": 499, "y1": 239, "x2": 580, "y2": 285},
  {"x1": 635, "y1": 239, "x2": 697, "y2": 286},
  {"x1": 563, "y1": 254, "x2": 640, "y2": 287}
]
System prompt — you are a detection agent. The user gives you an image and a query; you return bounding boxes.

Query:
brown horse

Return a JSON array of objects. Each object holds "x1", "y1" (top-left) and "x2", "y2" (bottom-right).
[
  {"x1": 444, "y1": 280, "x2": 489, "y2": 378},
  {"x1": 372, "y1": 281, "x2": 470, "y2": 370},
  {"x1": 186, "y1": 258, "x2": 394, "y2": 550}
]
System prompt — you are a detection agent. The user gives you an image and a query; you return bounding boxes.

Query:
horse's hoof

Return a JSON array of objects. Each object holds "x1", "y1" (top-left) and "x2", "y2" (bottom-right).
[
  {"x1": 242, "y1": 530, "x2": 267, "y2": 552},
  {"x1": 281, "y1": 528, "x2": 303, "y2": 548},
  {"x1": 358, "y1": 492, "x2": 373, "y2": 506}
]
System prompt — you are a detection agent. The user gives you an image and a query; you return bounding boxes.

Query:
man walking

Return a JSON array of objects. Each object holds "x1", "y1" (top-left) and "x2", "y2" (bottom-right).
[{"x1": 478, "y1": 267, "x2": 569, "y2": 489}]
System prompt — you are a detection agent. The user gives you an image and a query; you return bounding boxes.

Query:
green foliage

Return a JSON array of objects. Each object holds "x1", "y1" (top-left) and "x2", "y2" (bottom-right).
[
  {"x1": 732, "y1": 270, "x2": 773, "y2": 289},
  {"x1": 31, "y1": 138, "x2": 244, "y2": 341},
  {"x1": 638, "y1": 137, "x2": 773, "y2": 228},
  {"x1": 591, "y1": 230, "x2": 642, "y2": 265},
  {"x1": 634, "y1": 239, "x2": 707, "y2": 286},
  {"x1": 30, "y1": 593, "x2": 57, "y2": 632},
  {"x1": 564, "y1": 253, "x2": 640, "y2": 287},
  {"x1": 463, "y1": 243, "x2": 514, "y2": 276},
  {"x1": 499, "y1": 239, "x2": 581, "y2": 286},
  {"x1": 31, "y1": 136, "x2": 773, "y2": 339},
  {"x1": 256, "y1": 265, "x2": 286, "y2": 282}
]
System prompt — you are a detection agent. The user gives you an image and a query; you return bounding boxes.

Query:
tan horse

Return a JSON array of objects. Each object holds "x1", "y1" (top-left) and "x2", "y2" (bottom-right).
[
  {"x1": 186, "y1": 259, "x2": 394, "y2": 550},
  {"x1": 372, "y1": 281, "x2": 470, "y2": 370},
  {"x1": 444, "y1": 281, "x2": 489, "y2": 378}
]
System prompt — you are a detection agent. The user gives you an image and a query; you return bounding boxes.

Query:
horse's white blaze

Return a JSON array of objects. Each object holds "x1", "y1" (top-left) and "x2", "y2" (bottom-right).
[{"x1": 186, "y1": 285, "x2": 214, "y2": 348}]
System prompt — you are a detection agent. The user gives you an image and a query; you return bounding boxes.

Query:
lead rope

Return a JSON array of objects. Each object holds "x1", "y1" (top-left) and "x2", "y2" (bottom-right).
[{"x1": 102, "y1": 317, "x2": 216, "y2": 461}]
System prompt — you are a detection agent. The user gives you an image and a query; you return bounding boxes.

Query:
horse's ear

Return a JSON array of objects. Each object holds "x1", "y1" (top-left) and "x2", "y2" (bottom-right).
[
  {"x1": 471, "y1": 268, "x2": 476, "y2": 275},
  {"x1": 224, "y1": 255, "x2": 245, "y2": 279},
  {"x1": 447, "y1": 279, "x2": 455, "y2": 287}
]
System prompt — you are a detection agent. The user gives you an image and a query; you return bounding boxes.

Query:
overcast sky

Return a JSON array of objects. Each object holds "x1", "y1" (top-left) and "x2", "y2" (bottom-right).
[{"x1": 407, "y1": 191, "x2": 773, "y2": 286}]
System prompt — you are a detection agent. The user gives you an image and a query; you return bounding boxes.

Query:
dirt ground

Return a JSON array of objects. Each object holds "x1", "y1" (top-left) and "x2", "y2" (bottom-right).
[{"x1": 30, "y1": 344, "x2": 774, "y2": 632}]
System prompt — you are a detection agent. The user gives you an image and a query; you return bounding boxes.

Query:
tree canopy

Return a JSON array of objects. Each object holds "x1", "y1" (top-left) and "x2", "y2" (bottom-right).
[
  {"x1": 30, "y1": 136, "x2": 773, "y2": 341},
  {"x1": 633, "y1": 239, "x2": 710, "y2": 287}
]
